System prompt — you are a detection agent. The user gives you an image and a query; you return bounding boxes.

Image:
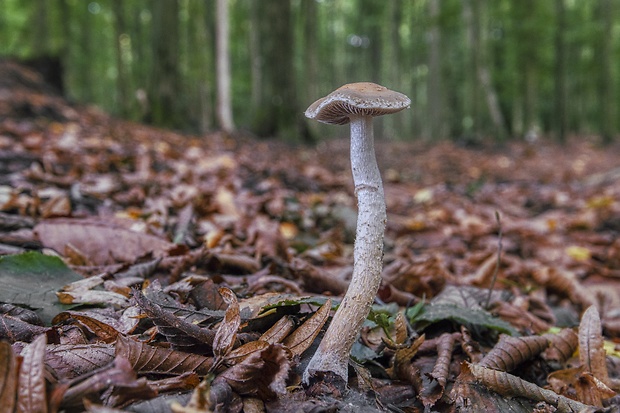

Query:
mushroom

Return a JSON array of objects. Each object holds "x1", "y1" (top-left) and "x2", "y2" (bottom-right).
[{"x1": 303, "y1": 82, "x2": 410, "y2": 384}]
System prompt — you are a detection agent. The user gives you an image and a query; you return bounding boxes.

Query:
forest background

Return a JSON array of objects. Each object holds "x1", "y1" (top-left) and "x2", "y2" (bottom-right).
[{"x1": 0, "y1": 0, "x2": 617, "y2": 144}]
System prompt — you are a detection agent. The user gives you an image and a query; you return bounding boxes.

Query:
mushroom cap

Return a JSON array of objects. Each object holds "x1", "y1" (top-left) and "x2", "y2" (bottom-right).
[{"x1": 305, "y1": 82, "x2": 411, "y2": 125}]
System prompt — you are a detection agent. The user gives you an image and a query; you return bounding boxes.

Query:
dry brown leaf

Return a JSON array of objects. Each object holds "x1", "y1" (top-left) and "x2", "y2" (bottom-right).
[
  {"x1": 52, "y1": 311, "x2": 121, "y2": 343},
  {"x1": 17, "y1": 334, "x2": 48, "y2": 413},
  {"x1": 574, "y1": 372, "x2": 616, "y2": 407},
  {"x1": 0, "y1": 313, "x2": 50, "y2": 343},
  {"x1": 46, "y1": 343, "x2": 116, "y2": 381},
  {"x1": 115, "y1": 335, "x2": 214, "y2": 375},
  {"x1": 542, "y1": 328, "x2": 578, "y2": 363},
  {"x1": 259, "y1": 316, "x2": 295, "y2": 345},
  {"x1": 391, "y1": 334, "x2": 425, "y2": 382},
  {"x1": 282, "y1": 299, "x2": 331, "y2": 357},
  {"x1": 213, "y1": 343, "x2": 291, "y2": 400},
  {"x1": 224, "y1": 340, "x2": 270, "y2": 366},
  {"x1": 479, "y1": 334, "x2": 549, "y2": 372},
  {"x1": 578, "y1": 305, "x2": 610, "y2": 386},
  {"x1": 468, "y1": 362, "x2": 592, "y2": 412},
  {"x1": 35, "y1": 218, "x2": 173, "y2": 265},
  {"x1": 0, "y1": 341, "x2": 18, "y2": 413},
  {"x1": 213, "y1": 287, "x2": 241, "y2": 365}
]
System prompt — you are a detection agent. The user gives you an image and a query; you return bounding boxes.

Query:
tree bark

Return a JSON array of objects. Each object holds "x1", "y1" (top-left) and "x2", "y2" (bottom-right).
[
  {"x1": 111, "y1": 0, "x2": 131, "y2": 118},
  {"x1": 553, "y1": 0, "x2": 567, "y2": 142},
  {"x1": 215, "y1": 0, "x2": 234, "y2": 133},
  {"x1": 462, "y1": 0, "x2": 509, "y2": 140},
  {"x1": 150, "y1": 0, "x2": 182, "y2": 129},
  {"x1": 427, "y1": 0, "x2": 444, "y2": 140},
  {"x1": 597, "y1": 0, "x2": 615, "y2": 144}
]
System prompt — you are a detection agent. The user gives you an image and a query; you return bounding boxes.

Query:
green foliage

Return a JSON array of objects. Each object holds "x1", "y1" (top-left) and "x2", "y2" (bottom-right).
[
  {"x1": 0, "y1": 251, "x2": 82, "y2": 324},
  {"x1": 0, "y1": 0, "x2": 616, "y2": 141},
  {"x1": 408, "y1": 303, "x2": 518, "y2": 336}
]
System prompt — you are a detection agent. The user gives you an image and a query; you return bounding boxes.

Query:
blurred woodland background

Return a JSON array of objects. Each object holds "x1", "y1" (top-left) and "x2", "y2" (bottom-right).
[{"x1": 0, "y1": 0, "x2": 617, "y2": 143}]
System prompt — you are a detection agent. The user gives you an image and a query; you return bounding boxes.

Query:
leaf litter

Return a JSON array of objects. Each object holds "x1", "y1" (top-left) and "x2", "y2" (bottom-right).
[{"x1": 0, "y1": 61, "x2": 620, "y2": 412}]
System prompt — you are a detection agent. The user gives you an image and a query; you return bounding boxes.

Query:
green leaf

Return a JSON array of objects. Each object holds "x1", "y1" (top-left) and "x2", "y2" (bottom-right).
[
  {"x1": 0, "y1": 252, "x2": 82, "y2": 325},
  {"x1": 409, "y1": 303, "x2": 518, "y2": 336}
]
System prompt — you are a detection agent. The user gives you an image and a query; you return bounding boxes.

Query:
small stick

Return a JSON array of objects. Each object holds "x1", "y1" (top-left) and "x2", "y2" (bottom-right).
[{"x1": 484, "y1": 211, "x2": 503, "y2": 310}]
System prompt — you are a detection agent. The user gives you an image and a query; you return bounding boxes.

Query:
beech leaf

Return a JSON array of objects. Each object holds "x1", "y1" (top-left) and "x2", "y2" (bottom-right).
[
  {"x1": 213, "y1": 288, "x2": 240, "y2": 363},
  {"x1": 17, "y1": 334, "x2": 48, "y2": 413},
  {"x1": 35, "y1": 218, "x2": 173, "y2": 265},
  {"x1": 282, "y1": 298, "x2": 331, "y2": 357},
  {"x1": 578, "y1": 305, "x2": 610, "y2": 386},
  {"x1": 0, "y1": 341, "x2": 18, "y2": 413}
]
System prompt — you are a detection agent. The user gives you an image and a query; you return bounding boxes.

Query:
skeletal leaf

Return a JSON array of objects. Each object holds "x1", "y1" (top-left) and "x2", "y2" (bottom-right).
[
  {"x1": 479, "y1": 334, "x2": 549, "y2": 372},
  {"x1": 468, "y1": 362, "x2": 592, "y2": 412},
  {"x1": 0, "y1": 341, "x2": 18, "y2": 413},
  {"x1": 115, "y1": 335, "x2": 213, "y2": 375},
  {"x1": 282, "y1": 299, "x2": 331, "y2": 357},
  {"x1": 578, "y1": 306, "x2": 610, "y2": 386},
  {"x1": 17, "y1": 334, "x2": 48, "y2": 413}
]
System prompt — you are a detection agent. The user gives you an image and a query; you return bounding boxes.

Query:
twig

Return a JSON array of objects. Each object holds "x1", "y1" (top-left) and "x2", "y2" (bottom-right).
[{"x1": 484, "y1": 211, "x2": 503, "y2": 310}]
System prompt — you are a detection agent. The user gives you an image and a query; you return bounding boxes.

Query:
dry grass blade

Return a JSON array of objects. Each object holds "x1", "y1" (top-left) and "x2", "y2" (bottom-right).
[
  {"x1": 479, "y1": 334, "x2": 549, "y2": 372},
  {"x1": 578, "y1": 305, "x2": 610, "y2": 386},
  {"x1": 468, "y1": 363, "x2": 593, "y2": 413}
]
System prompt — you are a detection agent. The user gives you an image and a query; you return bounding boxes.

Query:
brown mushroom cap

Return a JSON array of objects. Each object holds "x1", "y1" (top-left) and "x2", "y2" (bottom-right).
[{"x1": 305, "y1": 82, "x2": 411, "y2": 125}]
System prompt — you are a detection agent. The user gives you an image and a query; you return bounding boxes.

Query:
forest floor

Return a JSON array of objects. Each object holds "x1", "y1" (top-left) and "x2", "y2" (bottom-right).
[{"x1": 1, "y1": 60, "x2": 620, "y2": 412}]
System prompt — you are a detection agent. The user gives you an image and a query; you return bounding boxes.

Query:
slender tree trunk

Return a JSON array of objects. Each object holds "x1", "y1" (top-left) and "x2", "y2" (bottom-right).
[
  {"x1": 150, "y1": 0, "x2": 181, "y2": 129},
  {"x1": 215, "y1": 0, "x2": 234, "y2": 133},
  {"x1": 462, "y1": 0, "x2": 508, "y2": 140},
  {"x1": 111, "y1": 0, "x2": 131, "y2": 118},
  {"x1": 253, "y1": 0, "x2": 297, "y2": 140},
  {"x1": 461, "y1": 0, "x2": 481, "y2": 140},
  {"x1": 427, "y1": 0, "x2": 444, "y2": 140},
  {"x1": 553, "y1": 0, "x2": 567, "y2": 142},
  {"x1": 249, "y1": 0, "x2": 262, "y2": 114},
  {"x1": 598, "y1": 0, "x2": 615, "y2": 143}
]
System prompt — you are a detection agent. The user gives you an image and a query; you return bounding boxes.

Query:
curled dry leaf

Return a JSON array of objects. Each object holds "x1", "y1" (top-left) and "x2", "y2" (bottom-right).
[
  {"x1": 213, "y1": 287, "x2": 241, "y2": 364},
  {"x1": 542, "y1": 328, "x2": 578, "y2": 363},
  {"x1": 578, "y1": 305, "x2": 610, "y2": 386},
  {"x1": 17, "y1": 334, "x2": 48, "y2": 413},
  {"x1": 478, "y1": 334, "x2": 549, "y2": 372},
  {"x1": 0, "y1": 341, "x2": 18, "y2": 413},
  {"x1": 282, "y1": 299, "x2": 331, "y2": 357},
  {"x1": 0, "y1": 312, "x2": 50, "y2": 343},
  {"x1": 391, "y1": 334, "x2": 425, "y2": 382},
  {"x1": 115, "y1": 335, "x2": 214, "y2": 375},
  {"x1": 213, "y1": 343, "x2": 291, "y2": 400},
  {"x1": 574, "y1": 371, "x2": 616, "y2": 408},
  {"x1": 223, "y1": 340, "x2": 270, "y2": 366},
  {"x1": 52, "y1": 311, "x2": 121, "y2": 343},
  {"x1": 468, "y1": 362, "x2": 592, "y2": 412},
  {"x1": 419, "y1": 332, "x2": 457, "y2": 408}
]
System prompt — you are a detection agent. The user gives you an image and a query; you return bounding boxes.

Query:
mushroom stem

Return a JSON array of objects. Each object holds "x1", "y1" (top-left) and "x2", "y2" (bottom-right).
[{"x1": 303, "y1": 115, "x2": 386, "y2": 383}]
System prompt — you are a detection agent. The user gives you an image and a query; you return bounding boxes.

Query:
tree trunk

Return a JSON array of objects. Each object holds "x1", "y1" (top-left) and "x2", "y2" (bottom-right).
[
  {"x1": 597, "y1": 0, "x2": 615, "y2": 144},
  {"x1": 150, "y1": 0, "x2": 182, "y2": 129},
  {"x1": 215, "y1": 0, "x2": 234, "y2": 133},
  {"x1": 427, "y1": 0, "x2": 444, "y2": 140},
  {"x1": 111, "y1": 0, "x2": 131, "y2": 118},
  {"x1": 462, "y1": 0, "x2": 508, "y2": 140},
  {"x1": 253, "y1": 0, "x2": 298, "y2": 140},
  {"x1": 553, "y1": 0, "x2": 567, "y2": 142}
]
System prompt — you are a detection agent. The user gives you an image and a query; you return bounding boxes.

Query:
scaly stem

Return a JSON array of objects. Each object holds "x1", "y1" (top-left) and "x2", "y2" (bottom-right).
[{"x1": 303, "y1": 115, "x2": 386, "y2": 383}]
